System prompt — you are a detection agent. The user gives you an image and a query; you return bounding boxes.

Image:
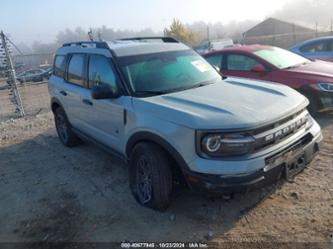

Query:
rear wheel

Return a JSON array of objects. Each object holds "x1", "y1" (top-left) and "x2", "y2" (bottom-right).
[
  {"x1": 54, "y1": 107, "x2": 82, "y2": 147},
  {"x1": 129, "y1": 142, "x2": 173, "y2": 210}
]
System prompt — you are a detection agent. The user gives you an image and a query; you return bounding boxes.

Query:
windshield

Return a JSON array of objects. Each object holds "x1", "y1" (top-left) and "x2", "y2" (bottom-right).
[
  {"x1": 254, "y1": 47, "x2": 310, "y2": 69},
  {"x1": 118, "y1": 49, "x2": 221, "y2": 95}
]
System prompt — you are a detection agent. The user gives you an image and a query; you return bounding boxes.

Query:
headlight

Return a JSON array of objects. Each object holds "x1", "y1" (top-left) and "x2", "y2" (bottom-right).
[
  {"x1": 202, "y1": 135, "x2": 222, "y2": 153},
  {"x1": 318, "y1": 83, "x2": 333, "y2": 92},
  {"x1": 305, "y1": 113, "x2": 314, "y2": 130},
  {"x1": 199, "y1": 133, "x2": 255, "y2": 157}
]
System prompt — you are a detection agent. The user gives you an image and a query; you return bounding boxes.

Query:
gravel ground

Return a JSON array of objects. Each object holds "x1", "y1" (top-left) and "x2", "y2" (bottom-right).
[
  {"x1": 0, "y1": 83, "x2": 50, "y2": 121},
  {"x1": 0, "y1": 110, "x2": 332, "y2": 248}
]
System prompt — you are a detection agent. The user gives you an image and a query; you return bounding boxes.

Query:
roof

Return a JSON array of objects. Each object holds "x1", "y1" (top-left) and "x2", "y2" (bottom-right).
[
  {"x1": 57, "y1": 38, "x2": 190, "y2": 57},
  {"x1": 107, "y1": 41, "x2": 189, "y2": 57},
  {"x1": 244, "y1": 18, "x2": 314, "y2": 37}
]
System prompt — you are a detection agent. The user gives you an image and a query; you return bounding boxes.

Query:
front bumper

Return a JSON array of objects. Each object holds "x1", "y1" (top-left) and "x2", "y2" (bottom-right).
[{"x1": 184, "y1": 125, "x2": 323, "y2": 193}]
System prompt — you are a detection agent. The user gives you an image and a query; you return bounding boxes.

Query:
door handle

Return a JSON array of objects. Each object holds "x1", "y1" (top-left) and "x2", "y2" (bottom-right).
[
  {"x1": 82, "y1": 99, "x2": 93, "y2": 106},
  {"x1": 59, "y1": 90, "x2": 67, "y2": 96}
]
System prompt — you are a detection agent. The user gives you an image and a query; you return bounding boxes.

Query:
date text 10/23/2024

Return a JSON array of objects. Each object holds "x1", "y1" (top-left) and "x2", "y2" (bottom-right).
[{"x1": 120, "y1": 242, "x2": 209, "y2": 248}]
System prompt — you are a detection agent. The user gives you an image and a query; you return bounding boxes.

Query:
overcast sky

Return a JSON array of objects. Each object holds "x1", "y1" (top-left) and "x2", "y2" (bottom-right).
[{"x1": 0, "y1": 0, "x2": 293, "y2": 44}]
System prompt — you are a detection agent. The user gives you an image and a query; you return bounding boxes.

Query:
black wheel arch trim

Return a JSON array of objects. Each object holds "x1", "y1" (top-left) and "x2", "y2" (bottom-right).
[
  {"x1": 50, "y1": 97, "x2": 65, "y2": 113},
  {"x1": 50, "y1": 97, "x2": 74, "y2": 128},
  {"x1": 126, "y1": 131, "x2": 190, "y2": 172},
  {"x1": 297, "y1": 85, "x2": 322, "y2": 109}
]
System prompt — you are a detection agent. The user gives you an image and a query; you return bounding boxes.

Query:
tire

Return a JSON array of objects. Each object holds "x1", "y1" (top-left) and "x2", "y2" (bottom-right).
[
  {"x1": 54, "y1": 107, "x2": 82, "y2": 147},
  {"x1": 304, "y1": 93, "x2": 320, "y2": 116},
  {"x1": 129, "y1": 142, "x2": 173, "y2": 210}
]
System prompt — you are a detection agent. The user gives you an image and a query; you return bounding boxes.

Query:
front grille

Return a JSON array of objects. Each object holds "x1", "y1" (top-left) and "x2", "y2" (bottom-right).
[
  {"x1": 265, "y1": 133, "x2": 313, "y2": 165},
  {"x1": 252, "y1": 109, "x2": 309, "y2": 152},
  {"x1": 252, "y1": 109, "x2": 305, "y2": 135}
]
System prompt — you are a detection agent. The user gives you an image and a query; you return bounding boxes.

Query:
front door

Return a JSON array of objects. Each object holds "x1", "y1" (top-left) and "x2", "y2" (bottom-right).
[
  {"x1": 221, "y1": 53, "x2": 269, "y2": 80},
  {"x1": 79, "y1": 54, "x2": 125, "y2": 151}
]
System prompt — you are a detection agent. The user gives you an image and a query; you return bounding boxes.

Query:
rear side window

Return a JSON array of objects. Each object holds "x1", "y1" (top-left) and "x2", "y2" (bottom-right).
[
  {"x1": 88, "y1": 55, "x2": 117, "y2": 91},
  {"x1": 227, "y1": 54, "x2": 261, "y2": 71},
  {"x1": 54, "y1": 55, "x2": 66, "y2": 78},
  {"x1": 205, "y1": 55, "x2": 223, "y2": 70},
  {"x1": 67, "y1": 54, "x2": 85, "y2": 86}
]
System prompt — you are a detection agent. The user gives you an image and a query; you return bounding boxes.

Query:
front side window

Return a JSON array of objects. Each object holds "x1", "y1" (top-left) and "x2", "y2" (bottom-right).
[
  {"x1": 254, "y1": 47, "x2": 310, "y2": 69},
  {"x1": 300, "y1": 40, "x2": 330, "y2": 52},
  {"x1": 205, "y1": 55, "x2": 223, "y2": 70},
  {"x1": 88, "y1": 55, "x2": 117, "y2": 92},
  {"x1": 67, "y1": 54, "x2": 85, "y2": 86},
  {"x1": 227, "y1": 54, "x2": 261, "y2": 71},
  {"x1": 54, "y1": 55, "x2": 66, "y2": 78},
  {"x1": 119, "y1": 49, "x2": 221, "y2": 94}
]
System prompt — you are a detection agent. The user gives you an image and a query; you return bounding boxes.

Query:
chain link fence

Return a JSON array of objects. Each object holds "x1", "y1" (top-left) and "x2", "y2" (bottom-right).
[{"x1": 0, "y1": 47, "x2": 53, "y2": 122}]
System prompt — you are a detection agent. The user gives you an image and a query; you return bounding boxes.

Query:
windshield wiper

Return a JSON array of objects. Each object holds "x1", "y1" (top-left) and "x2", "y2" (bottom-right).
[
  {"x1": 182, "y1": 79, "x2": 217, "y2": 90},
  {"x1": 134, "y1": 90, "x2": 171, "y2": 96}
]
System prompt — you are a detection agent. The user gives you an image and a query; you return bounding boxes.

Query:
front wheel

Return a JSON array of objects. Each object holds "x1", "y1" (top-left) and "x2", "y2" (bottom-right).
[
  {"x1": 129, "y1": 143, "x2": 173, "y2": 210},
  {"x1": 304, "y1": 92, "x2": 320, "y2": 116}
]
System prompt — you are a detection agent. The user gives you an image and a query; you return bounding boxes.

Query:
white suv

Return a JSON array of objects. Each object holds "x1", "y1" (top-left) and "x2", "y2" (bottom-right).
[{"x1": 48, "y1": 37, "x2": 322, "y2": 210}]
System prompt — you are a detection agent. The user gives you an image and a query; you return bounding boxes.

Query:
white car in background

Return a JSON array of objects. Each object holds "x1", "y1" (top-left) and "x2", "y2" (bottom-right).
[{"x1": 195, "y1": 38, "x2": 234, "y2": 54}]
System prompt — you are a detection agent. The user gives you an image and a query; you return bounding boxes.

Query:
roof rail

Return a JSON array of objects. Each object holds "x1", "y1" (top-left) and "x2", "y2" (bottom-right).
[
  {"x1": 119, "y1": 37, "x2": 179, "y2": 43},
  {"x1": 62, "y1": 41, "x2": 109, "y2": 49}
]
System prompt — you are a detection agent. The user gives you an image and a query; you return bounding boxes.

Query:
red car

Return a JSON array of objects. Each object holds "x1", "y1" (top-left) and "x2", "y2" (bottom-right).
[{"x1": 204, "y1": 45, "x2": 333, "y2": 114}]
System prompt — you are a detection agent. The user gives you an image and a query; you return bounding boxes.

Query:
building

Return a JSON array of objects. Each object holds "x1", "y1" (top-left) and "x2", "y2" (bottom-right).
[{"x1": 242, "y1": 17, "x2": 321, "y2": 48}]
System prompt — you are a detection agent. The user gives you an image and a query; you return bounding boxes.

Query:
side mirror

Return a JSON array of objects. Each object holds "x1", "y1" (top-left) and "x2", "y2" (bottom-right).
[
  {"x1": 251, "y1": 64, "x2": 266, "y2": 73},
  {"x1": 91, "y1": 84, "x2": 119, "y2": 99}
]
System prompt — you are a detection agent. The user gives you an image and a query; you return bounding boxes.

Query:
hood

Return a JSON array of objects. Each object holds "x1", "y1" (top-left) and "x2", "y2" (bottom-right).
[
  {"x1": 133, "y1": 77, "x2": 308, "y2": 130},
  {"x1": 285, "y1": 60, "x2": 333, "y2": 79}
]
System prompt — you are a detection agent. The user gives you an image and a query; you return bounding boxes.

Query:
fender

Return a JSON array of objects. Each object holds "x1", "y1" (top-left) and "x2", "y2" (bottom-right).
[{"x1": 126, "y1": 131, "x2": 190, "y2": 171}]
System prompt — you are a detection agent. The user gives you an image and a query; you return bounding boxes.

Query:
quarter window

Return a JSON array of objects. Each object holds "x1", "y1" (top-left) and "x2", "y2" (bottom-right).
[
  {"x1": 67, "y1": 54, "x2": 85, "y2": 86},
  {"x1": 227, "y1": 54, "x2": 261, "y2": 71},
  {"x1": 88, "y1": 55, "x2": 117, "y2": 91},
  {"x1": 54, "y1": 55, "x2": 66, "y2": 78}
]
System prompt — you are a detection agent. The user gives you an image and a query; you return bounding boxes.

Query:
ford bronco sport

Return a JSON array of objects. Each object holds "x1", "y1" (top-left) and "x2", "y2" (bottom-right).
[{"x1": 48, "y1": 37, "x2": 322, "y2": 210}]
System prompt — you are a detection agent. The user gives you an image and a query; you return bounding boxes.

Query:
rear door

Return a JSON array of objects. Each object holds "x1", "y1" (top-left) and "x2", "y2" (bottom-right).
[
  {"x1": 50, "y1": 55, "x2": 67, "y2": 107},
  {"x1": 62, "y1": 53, "x2": 87, "y2": 129},
  {"x1": 79, "y1": 54, "x2": 125, "y2": 151}
]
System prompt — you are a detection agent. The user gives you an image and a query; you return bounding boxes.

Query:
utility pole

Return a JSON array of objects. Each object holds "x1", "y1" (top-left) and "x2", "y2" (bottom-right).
[
  {"x1": 292, "y1": 23, "x2": 296, "y2": 45},
  {"x1": 207, "y1": 24, "x2": 212, "y2": 51},
  {"x1": 0, "y1": 31, "x2": 25, "y2": 117},
  {"x1": 207, "y1": 25, "x2": 210, "y2": 42}
]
